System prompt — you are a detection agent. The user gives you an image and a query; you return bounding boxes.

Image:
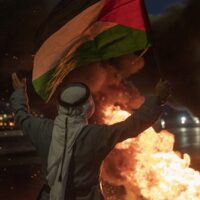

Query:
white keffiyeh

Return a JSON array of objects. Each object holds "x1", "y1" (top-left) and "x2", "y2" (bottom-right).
[{"x1": 46, "y1": 85, "x2": 94, "y2": 200}]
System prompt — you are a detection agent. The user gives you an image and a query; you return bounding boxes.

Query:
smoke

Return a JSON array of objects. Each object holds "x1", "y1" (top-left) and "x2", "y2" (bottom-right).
[
  {"x1": 60, "y1": 56, "x2": 145, "y2": 122},
  {"x1": 152, "y1": 1, "x2": 200, "y2": 72},
  {"x1": 63, "y1": 0, "x2": 200, "y2": 118},
  {"x1": 40, "y1": 0, "x2": 200, "y2": 118},
  {"x1": 149, "y1": 0, "x2": 200, "y2": 116},
  {"x1": 130, "y1": 0, "x2": 200, "y2": 117},
  {"x1": 61, "y1": 0, "x2": 200, "y2": 118}
]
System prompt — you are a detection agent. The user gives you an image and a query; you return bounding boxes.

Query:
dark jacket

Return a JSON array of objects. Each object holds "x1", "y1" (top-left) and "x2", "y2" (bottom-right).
[{"x1": 10, "y1": 89, "x2": 162, "y2": 200}]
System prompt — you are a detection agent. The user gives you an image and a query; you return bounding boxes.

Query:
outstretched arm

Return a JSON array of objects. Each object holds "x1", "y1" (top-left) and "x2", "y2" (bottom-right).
[
  {"x1": 10, "y1": 73, "x2": 53, "y2": 151},
  {"x1": 94, "y1": 80, "x2": 171, "y2": 156}
]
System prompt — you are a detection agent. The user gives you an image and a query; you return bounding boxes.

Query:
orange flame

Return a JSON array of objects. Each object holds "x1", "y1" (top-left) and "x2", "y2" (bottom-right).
[{"x1": 100, "y1": 105, "x2": 200, "y2": 200}]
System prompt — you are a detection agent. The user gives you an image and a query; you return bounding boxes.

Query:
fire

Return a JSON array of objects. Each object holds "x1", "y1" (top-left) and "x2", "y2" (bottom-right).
[
  {"x1": 103, "y1": 105, "x2": 131, "y2": 125},
  {"x1": 100, "y1": 105, "x2": 200, "y2": 200}
]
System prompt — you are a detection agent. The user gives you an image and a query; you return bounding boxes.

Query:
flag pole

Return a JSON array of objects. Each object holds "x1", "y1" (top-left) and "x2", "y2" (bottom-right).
[{"x1": 142, "y1": 0, "x2": 165, "y2": 80}]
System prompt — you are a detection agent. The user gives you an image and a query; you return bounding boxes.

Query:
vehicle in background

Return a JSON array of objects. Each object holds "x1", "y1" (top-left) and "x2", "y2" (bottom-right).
[{"x1": 154, "y1": 104, "x2": 200, "y2": 130}]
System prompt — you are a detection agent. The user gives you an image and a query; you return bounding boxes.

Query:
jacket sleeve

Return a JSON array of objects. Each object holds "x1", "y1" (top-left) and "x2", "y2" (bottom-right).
[
  {"x1": 94, "y1": 96, "x2": 162, "y2": 156},
  {"x1": 9, "y1": 88, "x2": 53, "y2": 151}
]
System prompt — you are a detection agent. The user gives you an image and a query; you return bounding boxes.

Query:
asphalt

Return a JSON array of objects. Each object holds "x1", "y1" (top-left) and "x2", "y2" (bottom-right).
[{"x1": 0, "y1": 127, "x2": 199, "y2": 200}]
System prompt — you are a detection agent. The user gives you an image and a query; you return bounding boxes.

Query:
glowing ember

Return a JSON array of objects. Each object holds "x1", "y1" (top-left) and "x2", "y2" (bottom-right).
[
  {"x1": 103, "y1": 105, "x2": 131, "y2": 126},
  {"x1": 100, "y1": 105, "x2": 200, "y2": 200}
]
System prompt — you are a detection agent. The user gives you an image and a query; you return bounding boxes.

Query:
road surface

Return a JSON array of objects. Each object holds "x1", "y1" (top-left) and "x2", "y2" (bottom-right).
[{"x1": 0, "y1": 127, "x2": 199, "y2": 200}]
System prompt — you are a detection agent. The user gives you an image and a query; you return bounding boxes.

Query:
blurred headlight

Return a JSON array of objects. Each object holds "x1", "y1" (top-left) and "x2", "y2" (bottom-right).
[
  {"x1": 194, "y1": 117, "x2": 200, "y2": 124},
  {"x1": 161, "y1": 119, "x2": 165, "y2": 128},
  {"x1": 180, "y1": 116, "x2": 187, "y2": 124}
]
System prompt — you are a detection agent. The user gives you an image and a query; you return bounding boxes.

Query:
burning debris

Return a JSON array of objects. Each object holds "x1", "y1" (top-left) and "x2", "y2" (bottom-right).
[{"x1": 100, "y1": 105, "x2": 200, "y2": 200}]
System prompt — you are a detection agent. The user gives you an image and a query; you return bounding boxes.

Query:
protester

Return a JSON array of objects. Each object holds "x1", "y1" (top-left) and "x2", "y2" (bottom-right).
[{"x1": 10, "y1": 73, "x2": 171, "y2": 200}]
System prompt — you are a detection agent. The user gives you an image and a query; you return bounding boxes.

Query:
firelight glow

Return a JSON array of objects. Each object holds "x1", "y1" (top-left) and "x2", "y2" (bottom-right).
[{"x1": 101, "y1": 105, "x2": 200, "y2": 200}]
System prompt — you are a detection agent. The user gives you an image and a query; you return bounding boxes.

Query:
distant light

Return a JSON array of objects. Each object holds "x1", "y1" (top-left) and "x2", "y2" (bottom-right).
[
  {"x1": 0, "y1": 122, "x2": 3, "y2": 126},
  {"x1": 9, "y1": 122, "x2": 15, "y2": 127},
  {"x1": 161, "y1": 119, "x2": 165, "y2": 128},
  {"x1": 180, "y1": 116, "x2": 187, "y2": 124},
  {"x1": 0, "y1": 116, "x2": 3, "y2": 121},
  {"x1": 13, "y1": 56, "x2": 18, "y2": 60},
  {"x1": 3, "y1": 114, "x2": 7, "y2": 118},
  {"x1": 194, "y1": 117, "x2": 200, "y2": 124},
  {"x1": 10, "y1": 186, "x2": 14, "y2": 190}
]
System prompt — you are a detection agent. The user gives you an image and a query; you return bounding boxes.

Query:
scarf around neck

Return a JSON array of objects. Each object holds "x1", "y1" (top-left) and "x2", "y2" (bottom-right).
[{"x1": 47, "y1": 103, "x2": 90, "y2": 200}]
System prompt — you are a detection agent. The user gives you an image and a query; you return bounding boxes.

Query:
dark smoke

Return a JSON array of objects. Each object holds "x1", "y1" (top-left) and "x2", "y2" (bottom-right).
[
  {"x1": 132, "y1": 0, "x2": 200, "y2": 117},
  {"x1": 152, "y1": 0, "x2": 200, "y2": 116},
  {"x1": 56, "y1": 0, "x2": 200, "y2": 118},
  {"x1": 55, "y1": 59, "x2": 145, "y2": 122},
  {"x1": 63, "y1": 0, "x2": 200, "y2": 118}
]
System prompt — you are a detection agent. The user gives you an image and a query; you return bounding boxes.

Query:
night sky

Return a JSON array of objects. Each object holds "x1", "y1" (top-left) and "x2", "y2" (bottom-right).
[
  {"x1": 1, "y1": 0, "x2": 200, "y2": 117},
  {"x1": 145, "y1": 0, "x2": 184, "y2": 14}
]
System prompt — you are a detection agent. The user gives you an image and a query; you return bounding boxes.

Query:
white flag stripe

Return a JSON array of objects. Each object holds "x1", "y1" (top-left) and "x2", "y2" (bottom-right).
[{"x1": 33, "y1": 1, "x2": 103, "y2": 80}]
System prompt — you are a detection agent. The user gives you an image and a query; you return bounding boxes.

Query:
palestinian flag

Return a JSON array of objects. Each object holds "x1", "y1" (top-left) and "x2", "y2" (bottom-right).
[{"x1": 33, "y1": 0, "x2": 151, "y2": 101}]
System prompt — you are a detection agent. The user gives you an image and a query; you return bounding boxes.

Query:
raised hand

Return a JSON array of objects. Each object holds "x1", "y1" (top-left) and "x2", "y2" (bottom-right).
[
  {"x1": 11, "y1": 73, "x2": 26, "y2": 90},
  {"x1": 155, "y1": 79, "x2": 172, "y2": 103}
]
